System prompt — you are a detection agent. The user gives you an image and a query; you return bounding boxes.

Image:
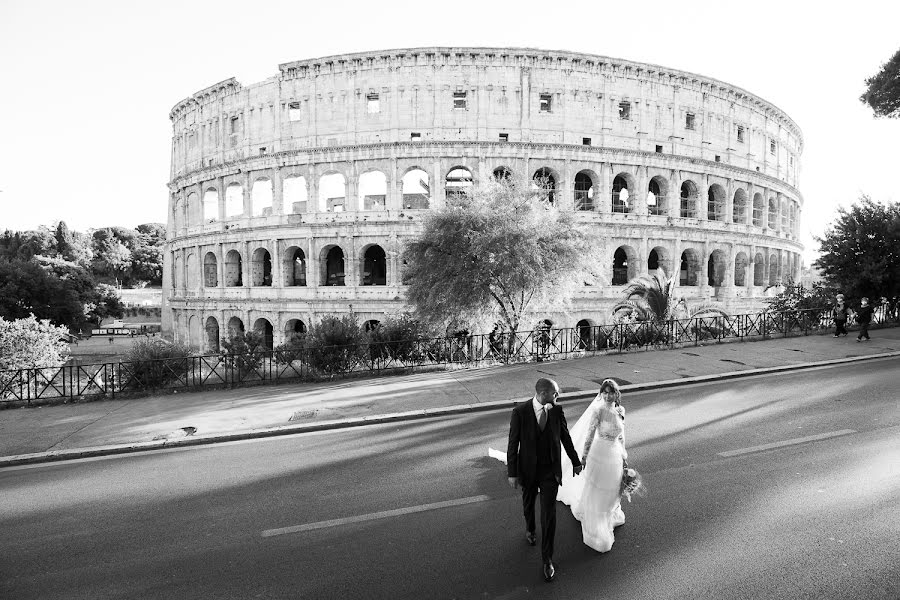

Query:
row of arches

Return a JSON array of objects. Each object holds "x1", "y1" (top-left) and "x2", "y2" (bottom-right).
[
  {"x1": 178, "y1": 244, "x2": 387, "y2": 289},
  {"x1": 612, "y1": 246, "x2": 801, "y2": 287},
  {"x1": 173, "y1": 165, "x2": 799, "y2": 235}
]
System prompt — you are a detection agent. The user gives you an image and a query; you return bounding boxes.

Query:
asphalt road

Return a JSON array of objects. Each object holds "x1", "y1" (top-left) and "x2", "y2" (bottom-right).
[{"x1": 1, "y1": 358, "x2": 898, "y2": 599}]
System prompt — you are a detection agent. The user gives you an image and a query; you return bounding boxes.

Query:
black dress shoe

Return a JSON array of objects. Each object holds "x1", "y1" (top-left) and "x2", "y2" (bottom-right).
[
  {"x1": 543, "y1": 561, "x2": 556, "y2": 582},
  {"x1": 525, "y1": 531, "x2": 536, "y2": 546}
]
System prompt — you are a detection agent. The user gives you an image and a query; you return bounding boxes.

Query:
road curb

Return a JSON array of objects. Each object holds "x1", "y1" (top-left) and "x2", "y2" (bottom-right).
[{"x1": 2, "y1": 350, "x2": 897, "y2": 468}]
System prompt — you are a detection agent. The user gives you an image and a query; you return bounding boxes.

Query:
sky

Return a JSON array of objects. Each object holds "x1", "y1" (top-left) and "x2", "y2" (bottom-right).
[{"x1": 1, "y1": 0, "x2": 899, "y2": 266}]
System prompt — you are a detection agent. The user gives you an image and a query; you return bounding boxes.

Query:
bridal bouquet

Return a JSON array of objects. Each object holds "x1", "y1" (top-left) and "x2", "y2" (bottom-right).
[{"x1": 620, "y1": 461, "x2": 645, "y2": 502}]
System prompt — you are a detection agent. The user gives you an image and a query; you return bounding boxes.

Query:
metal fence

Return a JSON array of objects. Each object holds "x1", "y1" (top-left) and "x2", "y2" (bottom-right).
[{"x1": 2, "y1": 305, "x2": 896, "y2": 406}]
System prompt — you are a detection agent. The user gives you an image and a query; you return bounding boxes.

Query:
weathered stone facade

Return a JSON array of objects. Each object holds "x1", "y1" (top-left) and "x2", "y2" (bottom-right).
[{"x1": 164, "y1": 47, "x2": 804, "y2": 351}]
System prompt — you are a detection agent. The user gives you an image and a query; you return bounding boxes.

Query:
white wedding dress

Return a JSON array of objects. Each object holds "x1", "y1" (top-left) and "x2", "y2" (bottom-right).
[{"x1": 558, "y1": 397, "x2": 627, "y2": 552}]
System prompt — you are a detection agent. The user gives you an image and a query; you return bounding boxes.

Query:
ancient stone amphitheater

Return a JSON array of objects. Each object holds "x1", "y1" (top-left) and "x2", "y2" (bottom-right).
[{"x1": 163, "y1": 47, "x2": 804, "y2": 351}]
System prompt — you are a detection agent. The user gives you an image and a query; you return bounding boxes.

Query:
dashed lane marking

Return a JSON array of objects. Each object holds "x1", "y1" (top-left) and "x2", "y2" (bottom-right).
[
  {"x1": 261, "y1": 494, "x2": 491, "y2": 537},
  {"x1": 717, "y1": 429, "x2": 857, "y2": 458}
]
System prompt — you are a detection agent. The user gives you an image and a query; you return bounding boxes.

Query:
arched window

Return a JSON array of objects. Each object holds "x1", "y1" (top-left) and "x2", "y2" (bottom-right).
[
  {"x1": 284, "y1": 319, "x2": 307, "y2": 343},
  {"x1": 754, "y1": 253, "x2": 765, "y2": 286},
  {"x1": 532, "y1": 168, "x2": 557, "y2": 204},
  {"x1": 734, "y1": 252, "x2": 748, "y2": 287},
  {"x1": 612, "y1": 247, "x2": 629, "y2": 285},
  {"x1": 254, "y1": 318, "x2": 274, "y2": 351},
  {"x1": 707, "y1": 185, "x2": 726, "y2": 221},
  {"x1": 446, "y1": 167, "x2": 473, "y2": 202},
  {"x1": 359, "y1": 171, "x2": 387, "y2": 210},
  {"x1": 362, "y1": 245, "x2": 387, "y2": 286},
  {"x1": 752, "y1": 193, "x2": 765, "y2": 226},
  {"x1": 679, "y1": 250, "x2": 700, "y2": 286},
  {"x1": 224, "y1": 250, "x2": 242, "y2": 287},
  {"x1": 612, "y1": 175, "x2": 630, "y2": 213},
  {"x1": 732, "y1": 189, "x2": 748, "y2": 224},
  {"x1": 251, "y1": 248, "x2": 272, "y2": 286},
  {"x1": 680, "y1": 181, "x2": 698, "y2": 218},
  {"x1": 401, "y1": 168, "x2": 430, "y2": 209},
  {"x1": 225, "y1": 183, "x2": 243, "y2": 218},
  {"x1": 283, "y1": 176, "x2": 308, "y2": 213},
  {"x1": 319, "y1": 173, "x2": 346, "y2": 212},
  {"x1": 284, "y1": 247, "x2": 306, "y2": 286},
  {"x1": 768, "y1": 254, "x2": 779, "y2": 286},
  {"x1": 205, "y1": 316, "x2": 220, "y2": 353},
  {"x1": 768, "y1": 198, "x2": 778, "y2": 229},
  {"x1": 203, "y1": 188, "x2": 219, "y2": 222},
  {"x1": 493, "y1": 166, "x2": 512, "y2": 182},
  {"x1": 708, "y1": 250, "x2": 726, "y2": 287},
  {"x1": 203, "y1": 252, "x2": 218, "y2": 287},
  {"x1": 227, "y1": 317, "x2": 245, "y2": 339},
  {"x1": 648, "y1": 177, "x2": 667, "y2": 216},
  {"x1": 574, "y1": 171, "x2": 594, "y2": 211},
  {"x1": 324, "y1": 246, "x2": 345, "y2": 286},
  {"x1": 251, "y1": 179, "x2": 273, "y2": 217},
  {"x1": 575, "y1": 319, "x2": 595, "y2": 350}
]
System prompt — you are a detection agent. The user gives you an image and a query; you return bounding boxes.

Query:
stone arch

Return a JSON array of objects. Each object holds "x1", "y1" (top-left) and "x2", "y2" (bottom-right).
[
  {"x1": 225, "y1": 183, "x2": 243, "y2": 217},
  {"x1": 186, "y1": 252, "x2": 199, "y2": 290},
  {"x1": 186, "y1": 192, "x2": 200, "y2": 226},
  {"x1": 251, "y1": 178, "x2": 273, "y2": 217},
  {"x1": 780, "y1": 199, "x2": 789, "y2": 232},
  {"x1": 282, "y1": 175, "x2": 308, "y2": 213},
  {"x1": 321, "y1": 244, "x2": 346, "y2": 286},
  {"x1": 707, "y1": 184, "x2": 726, "y2": 221},
  {"x1": 401, "y1": 167, "x2": 430, "y2": 209},
  {"x1": 680, "y1": 180, "x2": 699, "y2": 218},
  {"x1": 226, "y1": 316, "x2": 245, "y2": 339},
  {"x1": 781, "y1": 254, "x2": 790, "y2": 284},
  {"x1": 575, "y1": 318, "x2": 596, "y2": 350},
  {"x1": 283, "y1": 246, "x2": 307, "y2": 286},
  {"x1": 173, "y1": 198, "x2": 184, "y2": 231},
  {"x1": 174, "y1": 254, "x2": 185, "y2": 291},
  {"x1": 789, "y1": 203, "x2": 797, "y2": 234},
  {"x1": 493, "y1": 166, "x2": 513, "y2": 181},
  {"x1": 253, "y1": 318, "x2": 274, "y2": 351},
  {"x1": 205, "y1": 316, "x2": 220, "y2": 353},
  {"x1": 361, "y1": 244, "x2": 387, "y2": 286},
  {"x1": 319, "y1": 172, "x2": 347, "y2": 212},
  {"x1": 188, "y1": 314, "x2": 200, "y2": 349},
  {"x1": 754, "y1": 252, "x2": 765, "y2": 286},
  {"x1": 734, "y1": 251, "x2": 748, "y2": 286},
  {"x1": 767, "y1": 197, "x2": 778, "y2": 229},
  {"x1": 284, "y1": 318, "x2": 307, "y2": 341},
  {"x1": 446, "y1": 166, "x2": 473, "y2": 202},
  {"x1": 532, "y1": 167, "x2": 559, "y2": 205},
  {"x1": 251, "y1": 247, "x2": 272, "y2": 286},
  {"x1": 203, "y1": 251, "x2": 218, "y2": 287},
  {"x1": 363, "y1": 319, "x2": 381, "y2": 333},
  {"x1": 203, "y1": 188, "x2": 219, "y2": 222},
  {"x1": 648, "y1": 175, "x2": 669, "y2": 216},
  {"x1": 768, "y1": 253, "x2": 779, "y2": 286},
  {"x1": 612, "y1": 172, "x2": 635, "y2": 214},
  {"x1": 612, "y1": 245, "x2": 638, "y2": 285},
  {"x1": 679, "y1": 248, "x2": 701, "y2": 286},
  {"x1": 708, "y1": 249, "x2": 727, "y2": 286},
  {"x1": 359, "y1": 170, "x2": 387, "y2": 210},
  {"x1": 648, "y1": 245, "x2": 672, "y2": 277},
  {"x1": 224, "y1": 249, "x2": 242, "y2": 286},
  {"x1": 732, "y1": 188, "x2": 748, "y2": 224},
  {"x1": 574, "y1": 170, "x2": 597, "y2": 211},
  {"x1": 752, "y1": 193, "x2": 765, "y2": 226}
]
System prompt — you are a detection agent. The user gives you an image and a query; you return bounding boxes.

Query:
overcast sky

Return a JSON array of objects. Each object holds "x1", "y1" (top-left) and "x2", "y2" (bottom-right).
[{"x1": 2, "y1": 0, "x2": 898, "y2": 264}]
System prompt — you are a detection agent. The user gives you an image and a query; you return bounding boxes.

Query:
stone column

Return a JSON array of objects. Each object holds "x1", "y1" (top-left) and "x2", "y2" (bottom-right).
[
  {"x1": 272, "y1": 169, "x2": 284, "y2": 215},
  {"x1": 217, "y1": 243, "x2": 225, "y2": 289},
  {"x1": 388, "y1": 159, "x2": 400, "y2": 211},
  {"x1": 272, "y1": 239, "x2": 282, "y2": 287},
  {"x1": 242, "y1": 171, "x2": 252, "y2": 217},
  {"x1": 242, "y1": 241, "x2": 251, "y2": 287},
  {"x1": 345, "y1": 165, "x2": 358, "y2": 213},
  {"x1": 632, "y1": 166, "x2": 648, "y2": 216},
  {"x1": 193, "y1": 245, "x2": 201, "y2": 291},
  {"x1": 432, "y1": 161, "x2": 444, "y2": 210},
  {"x1": 308, "y1": 168, "x2": 319, "y2": 213},
  {"x1": 725, "y1": 178, "x2": 734, "y2": 224},
  {"x1": 598, "y1": 162, "x2": 611, "y2": 216}
]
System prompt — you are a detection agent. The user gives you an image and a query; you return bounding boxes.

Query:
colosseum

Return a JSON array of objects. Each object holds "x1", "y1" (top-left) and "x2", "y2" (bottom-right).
[{"x1": 163, "y1": 47, "x2": 804, "y2": 351}]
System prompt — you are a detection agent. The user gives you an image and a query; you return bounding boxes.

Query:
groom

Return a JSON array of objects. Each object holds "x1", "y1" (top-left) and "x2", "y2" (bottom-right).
[{"x1": 507, "y1": 377, "x2": 582, "y2": 582}]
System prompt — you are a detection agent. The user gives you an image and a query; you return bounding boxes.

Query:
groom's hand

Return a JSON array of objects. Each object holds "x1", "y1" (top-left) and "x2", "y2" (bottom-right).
[
  {"x1": 573, "y1": 463, "x2": 584, "y2": 476},
  {"x1": 507, "y1": 477, "x2": 519, "y2": 489}
]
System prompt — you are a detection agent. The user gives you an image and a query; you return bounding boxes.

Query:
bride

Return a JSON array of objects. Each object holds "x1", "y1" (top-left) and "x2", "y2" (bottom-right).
[{"x1": 557, "y1": 378, "x2": 628, "y2": 552}]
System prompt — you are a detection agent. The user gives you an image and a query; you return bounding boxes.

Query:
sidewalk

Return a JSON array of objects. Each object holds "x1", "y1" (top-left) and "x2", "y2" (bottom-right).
[{"x1": 2, "y1": 327, "x2": 898, "y2": 466}]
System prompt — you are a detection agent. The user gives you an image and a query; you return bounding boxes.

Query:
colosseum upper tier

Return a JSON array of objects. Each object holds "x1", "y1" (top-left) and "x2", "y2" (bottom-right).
[{"x1": 164, "y1": 47, "x2": 804, "y2": 351}]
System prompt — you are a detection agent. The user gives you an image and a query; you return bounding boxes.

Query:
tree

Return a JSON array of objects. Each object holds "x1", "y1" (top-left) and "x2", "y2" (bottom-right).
[
  {"x1": 0, "y1": 260, "x2": 85, "y2": 328},
  {"x1": 403, "y1": 178, "x2": 600, "y2": 334},
  {"x1": 814, "y1": 195, "x2": 900, "y2": 301},
  {"x1": 92, "y1": 228, "x2": 133, "y2": 286},
  {"x1": 55, "y1": 221, "x2": 75, "y2": 262},
  {"x1": 860, "y1": 47, "x2": 900, "y2": 118},
  {"x1": 0, "y1": 314, "x2": 70, "y2": 370},
  {"x1": 612, "y1": 268, "x2": 729, "y2": 322}
]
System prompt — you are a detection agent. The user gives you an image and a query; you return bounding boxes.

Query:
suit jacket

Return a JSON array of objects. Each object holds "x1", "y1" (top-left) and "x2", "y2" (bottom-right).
[{"x1": 507, "y1": 401, "x2": 581, "y2": 486}]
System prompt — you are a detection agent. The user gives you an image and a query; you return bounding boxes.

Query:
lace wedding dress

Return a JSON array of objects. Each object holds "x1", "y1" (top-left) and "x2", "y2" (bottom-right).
[{"x1": 558, "y1": 398, "x2": 627, "y2": 552}]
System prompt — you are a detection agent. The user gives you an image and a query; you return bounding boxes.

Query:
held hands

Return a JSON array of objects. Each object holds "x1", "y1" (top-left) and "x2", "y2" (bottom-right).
[{"x1": 573, "y1": 462, "x2": 584, "y2": 476}]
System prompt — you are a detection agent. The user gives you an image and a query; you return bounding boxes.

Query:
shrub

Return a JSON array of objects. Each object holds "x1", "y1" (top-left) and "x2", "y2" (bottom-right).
[
  {"x1": 221, "y1": 330, "x2": 266, "y2": 377},
  {"x1": 366, "y1": 313, "x2": 437, "y2": 364},
  {"x1": 0, "y1": 315, "x2": 71, "y2": 396},
  {"x1": 765, "y1": 279, "x2": 839, "y2": 330},
  {"x1": 274, "y1": 332, "x2": 306, "y2": 365},
  {"x1": 305, "y1": 315, "x2": 367, "y2": 375},
  {"x1": 121, "y1": 338, "x2": 192, "y2": 388}
]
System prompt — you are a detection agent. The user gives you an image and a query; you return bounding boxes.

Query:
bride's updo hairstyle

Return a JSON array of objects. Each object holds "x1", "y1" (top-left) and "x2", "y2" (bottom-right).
[{"x1": 599, "y1": 379, "x2": 621, "y2": 403}]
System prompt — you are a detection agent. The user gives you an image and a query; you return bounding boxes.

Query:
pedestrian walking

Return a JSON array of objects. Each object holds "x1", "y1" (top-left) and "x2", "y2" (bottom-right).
[
  {"x1": 856, "y1": 297, "x2": 874, "y2": 342},
  {"x1": 832, "y1": 294, "x2": 849, "y2": 337}
]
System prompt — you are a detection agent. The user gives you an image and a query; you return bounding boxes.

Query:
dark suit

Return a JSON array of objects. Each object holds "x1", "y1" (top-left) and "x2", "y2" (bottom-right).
[{"x1": 507, "y1": 401, "x2": 581, "y2": 563}]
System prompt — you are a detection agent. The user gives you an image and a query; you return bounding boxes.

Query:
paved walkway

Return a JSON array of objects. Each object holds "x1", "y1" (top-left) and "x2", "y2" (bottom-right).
[{"x1": 2, "y1": 327, "x2": 898, "y2": 466}]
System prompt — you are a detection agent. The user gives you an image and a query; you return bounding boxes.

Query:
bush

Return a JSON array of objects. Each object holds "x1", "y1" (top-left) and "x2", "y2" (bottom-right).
[
  {"x1": 765, "y1": 279, "x2": 838, "y2": 328},
  {"x1": 0, "y1": 314, "x2": 70, "y2": 371},
  {"x1": 221, "y1": 330, "x2": 267, "y2": 376},
  {"x1": 305, "y1": 315, "x2": 368, "y2": 375},
  {"x1": 366, "y1": 313, "x2": 437, "y2": 364},
  {"x1": 274, "y1": 332, "x2": 306, "y2": 365},
  {"x1": 121, "y1": 338, "x2": 192, "y2": 388}
]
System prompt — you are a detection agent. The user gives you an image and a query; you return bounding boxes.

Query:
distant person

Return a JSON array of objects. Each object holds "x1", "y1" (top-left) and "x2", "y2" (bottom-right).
[
  {"x1": 832, "y1": 295, "x2": 849, "y2": 337},
  {"x1": 856, "y1": 297, "x2": 874, "y2": 342}
]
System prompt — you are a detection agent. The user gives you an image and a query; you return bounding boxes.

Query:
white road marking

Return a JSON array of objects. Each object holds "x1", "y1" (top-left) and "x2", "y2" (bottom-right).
[
  {"x1": 261, "y1": 494, "x2": 491, "y2": 538},
  {"x1": 717, "y1": 429, "x2": 857, "y2": 457}
]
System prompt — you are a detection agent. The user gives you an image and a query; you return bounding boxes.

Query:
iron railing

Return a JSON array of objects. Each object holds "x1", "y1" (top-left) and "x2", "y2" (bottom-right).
[{"x1": 2, "y1": 306, "x2": 896, "y2": 406}]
